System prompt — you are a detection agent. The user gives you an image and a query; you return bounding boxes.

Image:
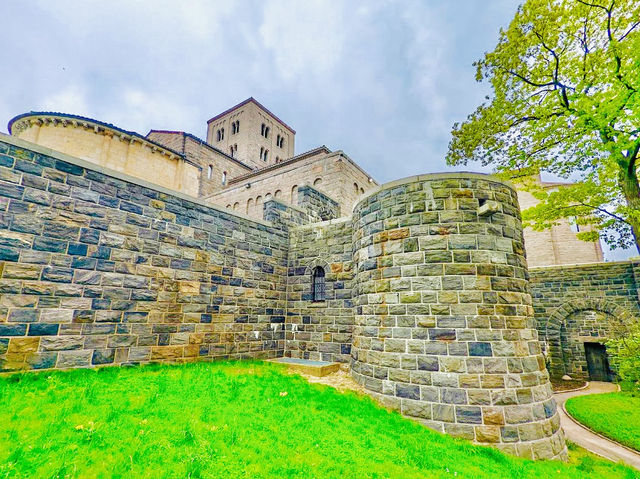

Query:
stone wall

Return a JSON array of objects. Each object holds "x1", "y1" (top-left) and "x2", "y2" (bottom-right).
[
  {"x1": 518, "y1": 186, "x2": 603, "y2": 267},
  {"x1": 9, "y1": 114, "x2": 201, "y2": 197},
  {"x1": 530, "y1": 261, "x2": 640, "y2": 379},
  {"x1": 208, "y1": 149, "x2": 375, "y2": 218},
  {"x1": 349, "y1": 174, "x2": 566, "y2": 460},
  {"x1": 286, "y1": 218, "x2": 355, "y2": 363},
  {"x1": 146, "y1": 131, "x2": 253, "y2": 198},
  {"x1": 0, "y1": 135, "x2": 289, "y2": 371},
  {"x1": 206, "y1": 100, "x2": 295, "y2": 169}
]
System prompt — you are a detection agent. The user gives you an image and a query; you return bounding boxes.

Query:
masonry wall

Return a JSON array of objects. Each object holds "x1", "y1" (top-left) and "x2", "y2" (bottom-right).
[
  {"x1": 529, "y1": 261, "x2": 640, "y2": 379},
  {"x1": 286, "y1": 218, "x2": 355, "y2": 363},
  {"x1": 11, "y1": 118, "x2": 201, "y2": 197},
  {"x1": 0, "y1": 136, "x2": 289, "y2": 372},
  {"x1": 209, "y1": 150, "x2": 374, "y2": 218},
  {"x1": 207, "y1": 102, "x2": 295, "y2": 169},
  {"x1": 349, "y1": 174, "x2": 566, "y2": 460},
  {"x1": 146, "y1": 132, "x2": 252, "y2": 198},
  {"x1": 518, "y1": 189, "x2": 603, "y2": 267}
]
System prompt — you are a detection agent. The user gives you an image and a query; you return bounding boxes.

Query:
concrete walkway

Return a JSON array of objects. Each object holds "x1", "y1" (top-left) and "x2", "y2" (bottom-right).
[{"x1": 554, "y1": 381, "x2": 640, "y2": 470}]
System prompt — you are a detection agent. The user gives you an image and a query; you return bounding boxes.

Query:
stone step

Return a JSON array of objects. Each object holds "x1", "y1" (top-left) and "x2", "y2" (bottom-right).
[{"x1": 268, "y1": 357, "x2": 341, "y2": 377}]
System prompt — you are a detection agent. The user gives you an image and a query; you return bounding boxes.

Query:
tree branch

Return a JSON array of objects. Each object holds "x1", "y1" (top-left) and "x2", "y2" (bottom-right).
[{"x1": 618, "y1": 20, "x2": 640, "y2": 42}]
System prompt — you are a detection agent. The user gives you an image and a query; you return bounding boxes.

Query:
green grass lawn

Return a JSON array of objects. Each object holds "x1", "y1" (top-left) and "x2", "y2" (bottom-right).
[
  {"x1": 565, "y1": 389, "x2": 640, "y2": 452},
  {"x1": 0, "y1": 361, "x2": 637, "y2": 479}
]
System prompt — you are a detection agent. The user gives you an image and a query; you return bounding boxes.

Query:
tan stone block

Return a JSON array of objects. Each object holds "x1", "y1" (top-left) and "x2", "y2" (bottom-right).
[
  {"x1": 483, "y1": 407, "x2": 505, "y2": 425},
  {"x1": 476, "y1": 426, "x2": 501, "y2": 443},
  {"x1": 8, "y1": 337, "x2": 40, "y2": 354},
  {"x1": 150, "y1": 346, "x2": 183, "y2": 360}
]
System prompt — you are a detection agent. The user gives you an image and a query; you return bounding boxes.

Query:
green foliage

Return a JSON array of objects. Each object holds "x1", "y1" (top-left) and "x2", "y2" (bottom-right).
[
  {"x1": 0, "y1": 361, "x2": 637, "y2": 478},
  {"x1": 448, "y1": 0, "x2": 640, "y2": 251},
  {"x1": 607, "y1": 321, "x2": 640, "y2": 390},
  {"x1": 566, "y1": 391, "x2": 640, "y2": 451}
]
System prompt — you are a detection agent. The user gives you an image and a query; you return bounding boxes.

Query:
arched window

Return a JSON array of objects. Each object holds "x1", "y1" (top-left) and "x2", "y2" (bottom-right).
[
  {"x1": 314, "y1": 178, "x2": 322, "y2": 186},
  {"x1": 246, "y1": 198, "x2": 253, "y2": 214},
  {"x1": 276, "y1": 134, "x2": 281, "y2": 145},
  {"x1": 207, "y1": 165, "x2": 212, "y2": 180},
  {"x1": 264, "y1": 149, "x2": 268, "y2": 161},
  {"x1": 260, "y1": 147, "x2": 264, "y2": 161},
  {"x1": 261, "y1": 123, "x2": 266, "y2": 136},
  {"x1": 354, "y1": 183, "x2": 359, "y2": 193},
  {"x1": 312, "y1": 267, "x2": 326, "y2": 302},
  {"x1": 360, "y1": 188, "x2": 365, "y2": 195},
  {"x1": 221, "y1": 128, "x2": 224, "y2": 140},
  {"x1": 291, "y1": 185, "x2": 298, "y2": 205},
  {"x1": 233, "y1": 202, "x2": 239, "y2": 211},
  {"x1": 256, "y1": 196, "x2": 263, "y2": 216},
  {"x1": 265, "y1": 127, "x2": 270, "y2": 138},
  {"x1": 222, "y1": 171, "x2": 227, "y2": 185},
  {"x1": 231, "y1": 123, "x2": 236, "y2": 134},
  {"x1": 274, "y1": 189, "x2": 282, "y2": 199},
  {"x1": 265, "y1": 193, "x2": 272, "y2": 201},
  {"x1": 226, "y1": 204, "x2": 232, "y2": 209},
  {"x1": 236, "y1": 120, "x2": 240, "y2": 133}
]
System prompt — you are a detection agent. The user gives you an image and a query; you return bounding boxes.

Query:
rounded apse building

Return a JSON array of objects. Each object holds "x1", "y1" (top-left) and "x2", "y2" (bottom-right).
[{"x1": 350, "y1": 173, "x2": 566, "y2": 460}]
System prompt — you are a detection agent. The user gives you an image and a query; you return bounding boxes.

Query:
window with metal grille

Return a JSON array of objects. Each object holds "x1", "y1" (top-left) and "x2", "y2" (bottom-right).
[{"x1": 312, "y1": 267, "x2": 326, "y2": 302}]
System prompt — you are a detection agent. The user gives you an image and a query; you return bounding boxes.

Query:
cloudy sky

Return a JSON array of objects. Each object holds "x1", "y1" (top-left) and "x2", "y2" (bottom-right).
[{"x1": 0, "y1": 0, "x2": 631, "y2": 260}]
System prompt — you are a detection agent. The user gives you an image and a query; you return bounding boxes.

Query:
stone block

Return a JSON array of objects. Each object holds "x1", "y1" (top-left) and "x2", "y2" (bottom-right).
[
  {"x1": 57, "y1": 350, "x2": 92, "y2": 368},
  {"x1": 40, "y1": 336, "x2": 84, "y2": 351}
]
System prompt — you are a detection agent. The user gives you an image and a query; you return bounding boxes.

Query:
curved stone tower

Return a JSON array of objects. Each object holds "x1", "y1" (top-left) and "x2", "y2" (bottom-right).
[{"x1": 350, "y1": 173, "x2": 566, "y2": 460}]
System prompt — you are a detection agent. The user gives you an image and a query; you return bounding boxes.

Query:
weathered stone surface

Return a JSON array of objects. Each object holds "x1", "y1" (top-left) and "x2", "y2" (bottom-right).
[{"x1": 349, "y1": 175, "x2": 566, "y2": 460}]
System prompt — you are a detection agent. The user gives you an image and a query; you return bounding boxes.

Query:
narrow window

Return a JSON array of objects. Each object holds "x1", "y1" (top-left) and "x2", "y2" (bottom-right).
[
  {"x1": 233, "y1": 202, "x2": 239, "y2": 211},
  {"x1": 260, "y1": 146, "x2": 264, "y2": 161},
  {"x1": 246, "y1": 198, "x2": 253, "y2": 214},
  {"x1": 264, "y1": 149, "x2": 268, "y2": 161},
  {"x1": 569, "y1": 216, "x2": 580, "y2": 233},
  {"x1": 231, "y1": 123, "x2": 236, "y2": 135},
  {"x1": 207, "y1": 165, "x2": 212, "y2": 180},
  {"x1": 222, "y1": 171, "x2": 227, "y2": 186},
  {"x1": 274, "y1": 189, "x2": 282, "y2": 199},
  {"x1": 216, "y1": 130, "x2": 221, "y2": 142},
  {"x1": 265, "y1": 127, "x2": 270, "y2": 138},
  {"x1": 221, "y1": 128, "x2": 225, "y2": 140},
  {"x1": 291, "y1": 185, "x2": 298, "y2": 204},
  {"x1": 312, "y1": 267, "x2": 326, "y2": 302},
  {"x1": 229, "y1": 146, "x2": 234, "y2": 156},
  {"x1": 261, "y1": 123, "x2": 266, "y2": 136},
  {"x1": 236, "y1": 120, "x2": 240, "y2": 133},
  {"x1": 354, "y1": 183, "x2": 359, "y2": 193}
]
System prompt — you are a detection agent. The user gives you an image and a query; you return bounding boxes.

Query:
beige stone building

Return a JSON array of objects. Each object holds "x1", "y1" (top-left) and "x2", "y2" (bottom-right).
[
  {"x1": 7, "y1": 98, "x2": 602, "y2": 267},
  {"x1": 518, "y1": 178, "x2": 603, "y2": 266}
]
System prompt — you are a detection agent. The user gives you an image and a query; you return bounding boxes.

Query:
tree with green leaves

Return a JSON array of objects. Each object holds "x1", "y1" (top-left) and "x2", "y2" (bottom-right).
[{"x1": 447, "y1": 0, "x2": 640, "y2": 252}]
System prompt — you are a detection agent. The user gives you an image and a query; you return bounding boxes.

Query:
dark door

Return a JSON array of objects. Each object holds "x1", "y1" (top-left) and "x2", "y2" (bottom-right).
[{"x1": 584, "y1": 342, "x2": 611, "y2": 382}]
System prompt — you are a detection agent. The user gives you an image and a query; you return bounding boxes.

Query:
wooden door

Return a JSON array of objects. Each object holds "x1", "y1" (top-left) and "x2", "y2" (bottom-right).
[{"x1": 584, "y1": 342, "x2": 611, "y2": 382}]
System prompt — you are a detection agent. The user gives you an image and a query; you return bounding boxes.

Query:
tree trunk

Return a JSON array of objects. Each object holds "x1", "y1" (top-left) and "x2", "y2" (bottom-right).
[{"x1": 617, "y1": 160, "x2": 640, "y2": 254}]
